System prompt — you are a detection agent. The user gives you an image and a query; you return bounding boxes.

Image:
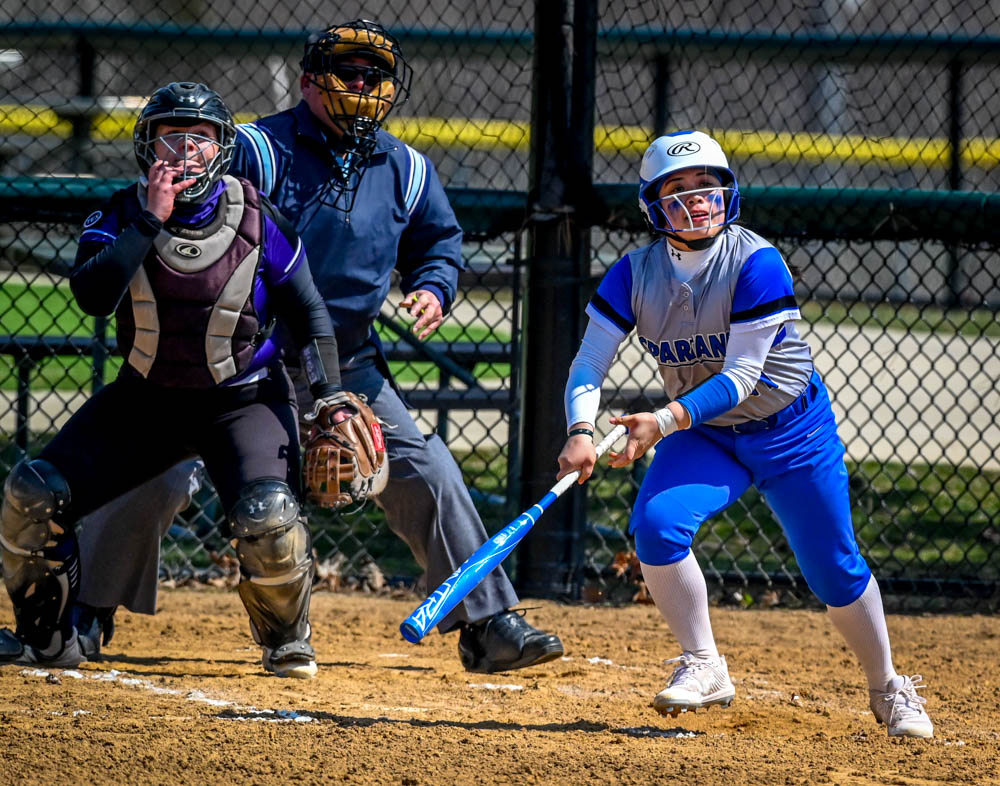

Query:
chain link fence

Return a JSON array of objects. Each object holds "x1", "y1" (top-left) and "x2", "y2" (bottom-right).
[{"x1": 1, "y1": 1, "x2": 998, "y2": 609}]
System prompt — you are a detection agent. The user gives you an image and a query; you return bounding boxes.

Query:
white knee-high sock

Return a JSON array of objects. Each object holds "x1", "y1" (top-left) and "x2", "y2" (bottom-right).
[
  {"x1": 640, "y1": 551, "x2": 719, "y2": 659},
  {"x1": 826, "y1": 574, "x2": 897, "y2": 691}
]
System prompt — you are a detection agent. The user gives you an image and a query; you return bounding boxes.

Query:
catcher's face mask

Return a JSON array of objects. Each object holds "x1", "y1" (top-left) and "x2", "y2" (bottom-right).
[
  {"x1": 149, "y1": 121, "x2": 221, "y2": 193},
  {"x1": 300, "y1": 19, "x2": 412, "y2": 211}
]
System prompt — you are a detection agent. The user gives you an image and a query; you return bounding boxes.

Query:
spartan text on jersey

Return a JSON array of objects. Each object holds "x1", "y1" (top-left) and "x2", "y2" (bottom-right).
[{"x1": 638, "y1": 331, "x2": 727, "y2": 365}]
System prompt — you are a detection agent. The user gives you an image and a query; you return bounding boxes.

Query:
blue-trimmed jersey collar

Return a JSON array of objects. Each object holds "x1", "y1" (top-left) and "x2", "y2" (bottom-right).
[{"x1": 291, "y1": 100, "x2": 397, "y2": 156}]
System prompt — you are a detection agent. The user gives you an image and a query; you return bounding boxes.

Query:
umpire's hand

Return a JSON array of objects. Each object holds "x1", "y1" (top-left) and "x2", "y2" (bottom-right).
[{"x1": 399, "y1": 289, "x2": 443, "y2": 340}]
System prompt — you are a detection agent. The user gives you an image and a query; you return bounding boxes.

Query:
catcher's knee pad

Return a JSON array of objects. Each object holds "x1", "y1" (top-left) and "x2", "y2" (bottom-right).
[
  {"x1": 229, "y1": 480, "x2": 313, "y2": 648},
  {"x1": 0, "y1": 459, "x2": 79, "y2": 649}
]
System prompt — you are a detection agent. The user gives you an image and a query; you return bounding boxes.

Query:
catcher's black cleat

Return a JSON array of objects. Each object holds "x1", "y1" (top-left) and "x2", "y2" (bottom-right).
[
  {"x1": 0, "y1": 628, "x2": 24, "y2": 663},
  {"x1": 262, "y1": 639, "x2": 318, "y2": 679},
  {"x1": 71, "y1": 602, "x2": 117, "y2": 660},
  {"x1": 0, "y1": 628, "x2": 86, "y2": 668},
  {"x1": 458, "y1": 610, "x2": 564, "y2": 674}
]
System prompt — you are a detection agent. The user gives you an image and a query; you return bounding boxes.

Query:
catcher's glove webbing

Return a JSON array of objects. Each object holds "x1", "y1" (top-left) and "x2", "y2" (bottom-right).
[{"x1": 303, "y1": 391, "x2": 388, "y2": 509}]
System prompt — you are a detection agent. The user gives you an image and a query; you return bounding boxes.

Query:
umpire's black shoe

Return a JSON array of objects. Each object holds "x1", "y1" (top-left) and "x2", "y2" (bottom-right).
[{"x1": 458, "y1": 610, "x2": 564, "y2": 673}]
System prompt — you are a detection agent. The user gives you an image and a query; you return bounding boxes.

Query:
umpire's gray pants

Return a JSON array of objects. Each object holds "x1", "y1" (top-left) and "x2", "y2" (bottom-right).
[
  {"x1": 76, "y1": 357, "x2": 519, "y2": 632},
  {"x1": 76, "y1": 458, "x2": 203, "y2": 614}
]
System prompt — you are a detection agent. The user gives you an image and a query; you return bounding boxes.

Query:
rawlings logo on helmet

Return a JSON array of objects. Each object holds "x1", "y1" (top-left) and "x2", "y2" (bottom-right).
[{"x1": 666, "y1": 141, "x2": 701, "y2": 156}]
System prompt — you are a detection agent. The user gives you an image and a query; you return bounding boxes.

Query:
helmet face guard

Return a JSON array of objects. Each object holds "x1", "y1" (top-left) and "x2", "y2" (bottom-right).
[
  {"x1": 301, "y1": 20, "x2": 412, "y2": 211},
  {"x1": 643, "y1": 182, "x2": 738, "y2": 234},
  {"x1": 638, "y1": 131, "x2": 741, "y2": 236},
  {"x1": 133, "y1": 82, "x2": 236, "y2": 204}
]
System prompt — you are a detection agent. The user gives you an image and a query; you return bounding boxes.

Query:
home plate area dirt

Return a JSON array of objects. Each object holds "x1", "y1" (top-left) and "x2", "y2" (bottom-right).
[{"x1": 1, "y1": 590, "x2": 997, "y2": 785}]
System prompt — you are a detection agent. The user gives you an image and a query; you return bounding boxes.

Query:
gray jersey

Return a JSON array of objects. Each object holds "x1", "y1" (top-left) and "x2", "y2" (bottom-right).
[{"x1": 588, "y1": 225, "x2": 813, "y2": 426}]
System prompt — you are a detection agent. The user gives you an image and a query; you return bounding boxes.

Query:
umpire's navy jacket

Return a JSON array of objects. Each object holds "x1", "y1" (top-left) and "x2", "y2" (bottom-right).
[{"x1": 231, "y1": 100, "x2": 465, "y2": 356}]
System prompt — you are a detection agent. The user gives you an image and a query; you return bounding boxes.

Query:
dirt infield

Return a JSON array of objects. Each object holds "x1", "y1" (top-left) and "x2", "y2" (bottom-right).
[{"x1": 1, "y1": 589, "x2": 997, "y2": 785}]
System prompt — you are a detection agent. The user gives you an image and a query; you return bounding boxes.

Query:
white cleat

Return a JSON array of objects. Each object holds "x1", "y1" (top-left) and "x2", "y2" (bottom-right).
[
  {"x1": 869, "y1": 675, "x2": 934, "y2": 738},
  {"x1": 653, "y1": 652, "x2": 735, "y2": 717}
]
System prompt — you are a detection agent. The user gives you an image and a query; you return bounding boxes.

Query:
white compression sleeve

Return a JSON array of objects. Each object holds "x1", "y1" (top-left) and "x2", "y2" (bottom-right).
[
  {"x1": 826, "y1": 574, "x2": 898, "y2": 691},
  {"x1": 641, "y1": 551, "x2": 719, "y2": 659},
  {"x1": 564, "y1": 317, "x2": 624, "y2": 430},
  {"x1": 720, "y1": 320, "x2": 782, "y2": 401}
]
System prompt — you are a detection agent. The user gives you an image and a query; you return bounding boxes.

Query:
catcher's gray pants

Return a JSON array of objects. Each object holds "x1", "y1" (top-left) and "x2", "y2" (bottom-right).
[{"x1": 75, "y1": 352, "x2": 520, "y2": 632}]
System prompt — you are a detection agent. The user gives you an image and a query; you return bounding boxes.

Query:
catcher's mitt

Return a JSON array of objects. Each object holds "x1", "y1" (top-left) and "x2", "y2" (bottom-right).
[{"x1": 303, "y1": 391, "x2": 388, "y2": 509}]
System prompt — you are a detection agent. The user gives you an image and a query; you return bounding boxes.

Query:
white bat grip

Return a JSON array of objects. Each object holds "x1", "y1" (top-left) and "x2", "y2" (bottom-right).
[{"x1": 550, "y1": 424, "x2": 628, "y2": 497}]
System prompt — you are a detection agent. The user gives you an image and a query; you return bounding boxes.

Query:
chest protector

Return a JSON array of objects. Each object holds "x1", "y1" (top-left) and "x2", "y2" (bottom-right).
[{"x1": 116, "y1": 176, "x2": 264, "y2": 388}]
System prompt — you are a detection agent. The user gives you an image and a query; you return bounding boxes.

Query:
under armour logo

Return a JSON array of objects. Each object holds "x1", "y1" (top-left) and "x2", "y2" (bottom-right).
[{"x1": 670, "y1": 247, "x2": 682, "y2": 261}]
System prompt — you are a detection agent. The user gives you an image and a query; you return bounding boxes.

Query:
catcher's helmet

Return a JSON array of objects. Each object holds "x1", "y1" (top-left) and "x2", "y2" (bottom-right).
[
  {"x1": 133, "y1": 81, "x2": 236, "y2": 204},
  {"x1": 638, "y1": 130, "x2": 740, "y2": 235}
]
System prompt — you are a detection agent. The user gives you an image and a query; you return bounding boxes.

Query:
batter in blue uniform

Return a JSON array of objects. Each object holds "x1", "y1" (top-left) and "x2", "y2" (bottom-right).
[
  {"x1": 0, "y1": 83, "x2": 347, "y2": 678},
  {"x1": 557, "y1": 131, "x2": 934, "y2": 738},
  {"x1": 71, "y1": 21, "x2": 563, "y2": 675}
]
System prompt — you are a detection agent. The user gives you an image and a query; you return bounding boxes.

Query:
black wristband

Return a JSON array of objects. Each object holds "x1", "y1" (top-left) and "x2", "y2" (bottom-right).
[
  {"x1": 136, "y1": 210, "x2": 163, "y2": 237},
  {"x1": 568, "y1": 428, "x2": 594, "y2": 438}
]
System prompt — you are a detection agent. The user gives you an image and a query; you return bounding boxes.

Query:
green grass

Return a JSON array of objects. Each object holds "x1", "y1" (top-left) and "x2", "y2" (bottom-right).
[
  {"x1": 4, "y1": 284, "x2": 995, "y2": 392},
  {"x1": 377, "y1": 319, "x2": 510, "y2": 345},
  {"x1": 0, "y1": 280, "x2": 513, "y2": 390},
  {"x1": 0, "y1": 281, "x2": 93, "y2": 336},
  {"x1": 378, "y1": 319, "x2": 512, "y2": 383},
  {"x1": 307, "y1": 447, "x2": 1000, "y2": 583},
  {"x1": 799, "y1": 299, "x2": 1000, "y2": 338}
]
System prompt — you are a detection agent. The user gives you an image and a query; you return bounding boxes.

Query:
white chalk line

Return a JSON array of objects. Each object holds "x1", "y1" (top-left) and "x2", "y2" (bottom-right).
[
  {"x1": 559, "y1": 655, "x2": 642, "y2": 671},
  {"x1": 617, "y1": 727, "x2": 702, "y2": 739},
  {"x1": 19, "y1": 666, "x2": 316, "y2": 723},
  {"x1": 468, "y1": 682, "x2": 524, "y2": 691}
]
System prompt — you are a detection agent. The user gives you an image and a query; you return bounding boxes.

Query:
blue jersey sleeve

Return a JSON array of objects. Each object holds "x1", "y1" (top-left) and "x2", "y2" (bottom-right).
[
  {"x1": 233, "y1": 123, "x2": 278, "y2": 198},
  {"x1": 586, "y1": 254, "x2": 635, "y2": 336},
  {"x1": 396, "y1": 152, "x2": 464, "y2": 314},
  {"x1": 730, "y1": 247, "x2": 799, "y2": 327}
]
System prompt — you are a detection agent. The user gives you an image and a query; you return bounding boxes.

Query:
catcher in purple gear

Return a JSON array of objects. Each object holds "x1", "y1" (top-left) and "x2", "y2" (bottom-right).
[
  {"x1": 0, "y1": 82, "x2": 355, "y2": 679},
  {"x1": 557, "y1": 131, "x2": 934, "y2": 738},
  {"x1": 70, "y1": 20, "x2": 564, "y2": 675}
]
